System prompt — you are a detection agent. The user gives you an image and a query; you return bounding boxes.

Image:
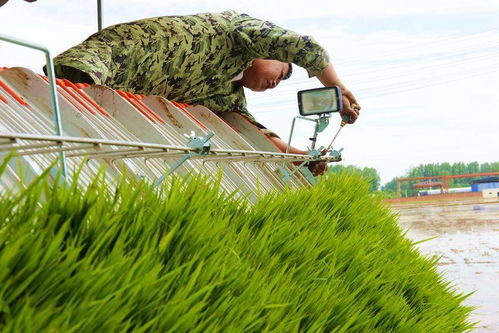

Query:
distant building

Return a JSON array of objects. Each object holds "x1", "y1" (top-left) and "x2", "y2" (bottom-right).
[
  {"x1": 482, "y1": 189, "x2": 499, "y2": 198},
  {"x1": 418, "y1": 187, "x2": 471, "y2": 196},
  {"x1": 471, "y1": 177, "x2": 499, "y2": 192},
  {"x1": 414, "y1": 181, "x2": 444, "y2": 196}
]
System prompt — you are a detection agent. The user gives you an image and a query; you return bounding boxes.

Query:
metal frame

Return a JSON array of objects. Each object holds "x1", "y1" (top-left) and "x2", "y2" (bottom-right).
[
  {"x1": 286, "y1": 114, "x2": 331, "y2": 153},
  {"x1": 0, "y1": 132, "x2": 340, "y2": 165},
  {"x1": 0, "y1": 34, "x2": 67, "y2": 177}
]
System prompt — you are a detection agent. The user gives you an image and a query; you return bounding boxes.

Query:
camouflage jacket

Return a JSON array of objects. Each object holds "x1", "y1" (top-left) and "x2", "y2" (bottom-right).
[{"x1": 53, "y1": 10, "x2": 329, "y2": 128}]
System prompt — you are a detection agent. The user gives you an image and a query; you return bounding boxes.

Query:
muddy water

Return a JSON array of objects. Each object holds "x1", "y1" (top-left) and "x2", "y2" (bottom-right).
[{"x1": 390, "y1": 197, "x2": 499, "y2": 332}]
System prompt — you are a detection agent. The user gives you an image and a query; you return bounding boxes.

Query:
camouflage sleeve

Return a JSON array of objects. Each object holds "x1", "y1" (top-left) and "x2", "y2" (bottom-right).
[
  {"x1": 53, "y1": 40, "x2": 113, "y2": 85},
  {"x1": 231, "y1": 14, "x2": 330, "y2": 77}
]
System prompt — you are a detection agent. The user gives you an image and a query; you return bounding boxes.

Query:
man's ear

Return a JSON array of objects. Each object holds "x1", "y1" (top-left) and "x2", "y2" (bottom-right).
[{"x1": 283, "y1": 63, "x2": 293, "y2": 80}]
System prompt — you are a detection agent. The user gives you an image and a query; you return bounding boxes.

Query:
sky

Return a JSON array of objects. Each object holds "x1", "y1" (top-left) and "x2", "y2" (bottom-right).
[{"x1": 1, "y1": 0, "x2": 498, "y2": 183}]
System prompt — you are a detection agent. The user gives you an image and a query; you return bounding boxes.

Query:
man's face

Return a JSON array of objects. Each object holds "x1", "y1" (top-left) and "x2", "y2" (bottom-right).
[{"x1": 240, "y1": 59, "x2": 290, "y2": 92}]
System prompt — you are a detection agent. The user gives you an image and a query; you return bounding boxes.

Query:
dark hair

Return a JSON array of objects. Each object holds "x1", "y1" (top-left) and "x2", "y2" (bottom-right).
[{"x1": 283, "y1": 63, "x2": 293, "y2": 80}]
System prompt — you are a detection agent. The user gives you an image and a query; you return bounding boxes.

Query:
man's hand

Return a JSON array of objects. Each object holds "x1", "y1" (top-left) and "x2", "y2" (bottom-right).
[
  {"x1": 306, "y1": 149, "x2": 329, "y2": 177},
  {"x1": 307, "y1": 160, "x2": 328, "y2": 177},
  {"x1": 316, "y1": 63, "x2": 361, "y2": 124},
  {"x1": 292, "y1": 158, "x2": 328, "y2": 177},
  {"x1": 270, "y1": 136, "x2": 328, "y2": 177},
  {"x1": 340, "y1": 87, "x2": 361, "y2": 124}
]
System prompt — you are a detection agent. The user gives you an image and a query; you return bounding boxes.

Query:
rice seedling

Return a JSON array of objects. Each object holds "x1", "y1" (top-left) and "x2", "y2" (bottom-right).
[{"x1": 0, "y1": 165, "x2": 474, "y2": 332}]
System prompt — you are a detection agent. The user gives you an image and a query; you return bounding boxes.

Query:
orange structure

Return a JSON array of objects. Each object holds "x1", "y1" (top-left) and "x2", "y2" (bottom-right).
[
  {"x1": 413, "y1": 181, "x2": 444, "y2": 193},
  {"x1": 396, "y1": 172, "x2": 499, "y2": 197}
]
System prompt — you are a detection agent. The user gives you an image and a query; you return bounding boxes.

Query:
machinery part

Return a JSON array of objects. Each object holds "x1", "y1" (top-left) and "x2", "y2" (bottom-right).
[{"x1": 155, "y1": 131, "x2": 215, "y2": 186}]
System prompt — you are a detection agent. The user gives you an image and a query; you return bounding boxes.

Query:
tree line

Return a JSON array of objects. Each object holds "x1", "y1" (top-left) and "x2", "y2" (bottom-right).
[
  {"x1": 327, "y1": 165, "x2": 380, "y2": 192},
  {"x1": 327, "y1": 161, "x2": 499, "y2": 197}
]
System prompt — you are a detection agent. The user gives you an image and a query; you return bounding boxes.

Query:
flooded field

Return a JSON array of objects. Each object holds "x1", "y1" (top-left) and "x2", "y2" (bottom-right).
[{"x1": 389, "y1": 195, "x2": 499, "y2": 332}]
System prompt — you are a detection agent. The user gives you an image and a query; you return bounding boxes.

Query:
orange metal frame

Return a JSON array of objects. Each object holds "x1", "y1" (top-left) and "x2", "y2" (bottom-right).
[{"x1": 396, "y1": 172, "x2": 499, "y2": 197}]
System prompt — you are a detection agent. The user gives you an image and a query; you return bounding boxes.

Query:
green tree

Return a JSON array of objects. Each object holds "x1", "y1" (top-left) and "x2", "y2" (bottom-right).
[
  {"x1": 381, "y1": 178, "x2": 397, "y2": 193},
  {"x1": 440, "y1": 162, "x2": 452, "y2": 176},
  {"x1": 468, "y1": 161, "x2": 479, "y2": 174},
  {"x1": 362, "y1": 167, "x2": 381, "y2": 192},
  {"x1": 381, "y1": 161, "x2": 499, "y2": 196},
  {"x1": 327, "y1": 165, "x2": 381, "y2": 192},
  {"x1": 481, "y1": 162, "x2": 492, "y2": 173}
]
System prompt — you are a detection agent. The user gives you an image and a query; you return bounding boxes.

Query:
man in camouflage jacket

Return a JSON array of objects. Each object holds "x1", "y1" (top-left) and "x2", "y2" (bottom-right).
[{"x1": 52, "y1": 10, "x2": 360, "y2": 174}]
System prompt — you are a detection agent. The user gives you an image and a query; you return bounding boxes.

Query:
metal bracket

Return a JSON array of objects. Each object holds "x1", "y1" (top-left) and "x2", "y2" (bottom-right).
[
  {"x1": 286, "y1": 114, "x2": 332, "y2": 153},
  {"x1": 307, "y1": 147, "x2": 324, "y2": 159},
  {"x1": 298, "y1": 167, "x2": 316, "y2": 185},
  {"x1": 280, "y1": 160, "x2": 316, "y2": 184},
  {"x1": 155, "y1": 131, "x2": 215, "y2": 186},
  {"x1": 316, "y1": 116, "x2": 330, "y2": 133},
  {"x1": 280, "y1": 145, "x2": 323, "y2": 183},
  {"x1": 328, "y1": 147, "x2": 343, "y2": 159},
  {"x1": 280, "y1": 145, "x2": 345, "y2": 184}
]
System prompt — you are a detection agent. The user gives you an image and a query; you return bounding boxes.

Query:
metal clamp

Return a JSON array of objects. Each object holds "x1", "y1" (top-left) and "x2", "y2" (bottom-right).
[
  {"x1": 155, "y1": 131, "x2": 215, "y2": 186},
  {"x1": 280, "y1": 145, "x2": 344, "y2": 185},
  {"x1": 280, "y1": 146, "x2": 324, "y2": 183},
  {"x1": 328, "y1": 147, "x2": 343, "y2": 159}
]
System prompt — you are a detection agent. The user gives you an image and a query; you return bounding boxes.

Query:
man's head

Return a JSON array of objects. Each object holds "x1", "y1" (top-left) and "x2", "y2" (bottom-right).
[
  {"x1": 0, "y1": 0, "x2": 37, "y2": 7},
  {"x1": 240, "y1": 59, "x2": 292, "y2": 92}
]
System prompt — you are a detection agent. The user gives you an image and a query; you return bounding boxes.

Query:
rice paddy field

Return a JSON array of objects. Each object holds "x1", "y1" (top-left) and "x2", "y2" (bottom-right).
[
  {"x1": 389, "y1": 194, "x2": 499, "y2": 332},
  {"x1": 0, "y1": 163, "x2": 474, "y2": 332}
]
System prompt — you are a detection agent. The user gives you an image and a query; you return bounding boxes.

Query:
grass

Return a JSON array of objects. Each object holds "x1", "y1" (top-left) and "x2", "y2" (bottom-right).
[{"x1": 0, "y1": 162, "x2": 474, "y2": 332}]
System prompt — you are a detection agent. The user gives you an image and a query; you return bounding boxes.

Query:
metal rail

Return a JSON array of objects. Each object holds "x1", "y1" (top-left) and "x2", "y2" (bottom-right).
[
  {"x1": 0, "y1": 132, "x2": 341, "y2": 164},
  {"x1": 0, "y1": 34, "x2": 67, "y2": 177}
]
